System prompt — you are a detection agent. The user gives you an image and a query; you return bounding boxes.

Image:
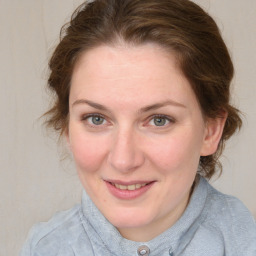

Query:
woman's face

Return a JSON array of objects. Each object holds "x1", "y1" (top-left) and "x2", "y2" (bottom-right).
[{"x1": 68, "y1": 43, "x2": 219, "y2": 241}]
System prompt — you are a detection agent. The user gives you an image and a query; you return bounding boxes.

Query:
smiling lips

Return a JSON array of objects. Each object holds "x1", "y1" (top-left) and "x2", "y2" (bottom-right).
[
  {"x1": 105, "y1": 180, "x2": 155, "y2": 200},
  {"x1": 110, "y1": 182, "x2": 147, "y2": 191}
]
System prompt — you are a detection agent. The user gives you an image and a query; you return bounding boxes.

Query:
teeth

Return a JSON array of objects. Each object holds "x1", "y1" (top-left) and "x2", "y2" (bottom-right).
[
  {"x1": 127, "y1": 184, "x2": 136, "y2": 190},
  {"x1": 135, "y1": 184, "x2": 142, "y2": 189},
  {"x1": 119, "y1": 185, "x2": 127, "y2": 190},
  {"x1": 113, "y1": 183, "x2": 147, "y2": 191}
]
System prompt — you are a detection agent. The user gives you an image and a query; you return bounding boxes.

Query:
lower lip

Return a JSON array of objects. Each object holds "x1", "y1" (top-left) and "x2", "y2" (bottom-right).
[{"x1": 105, "y1": 181, "x2": 155, "y2": 200}]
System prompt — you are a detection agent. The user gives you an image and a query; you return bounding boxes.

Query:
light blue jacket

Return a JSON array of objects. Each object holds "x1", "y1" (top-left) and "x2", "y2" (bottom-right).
[{"x1": 20, "y1": 177, "x2": 256, "y2": 255}]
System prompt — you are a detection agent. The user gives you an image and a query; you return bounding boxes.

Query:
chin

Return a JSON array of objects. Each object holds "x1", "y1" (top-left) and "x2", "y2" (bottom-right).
[{"x1": 106, "y1": 207, "x2": 155, "y2": 229}]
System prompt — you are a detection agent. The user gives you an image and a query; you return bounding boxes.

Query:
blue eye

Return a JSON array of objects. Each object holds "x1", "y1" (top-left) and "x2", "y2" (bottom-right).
[
  {"x1": 149, "y1": 115, "x2": 172, "y2": 127},
  {"x1": 91, "y1": 116, "x2": 105, "y2": 125},
  {"x1": 83, "y1": 115, "x2": 106, "y2": 126},
  {"x1": 153, "y1": 117, "x2": 168, "y2": 126}
]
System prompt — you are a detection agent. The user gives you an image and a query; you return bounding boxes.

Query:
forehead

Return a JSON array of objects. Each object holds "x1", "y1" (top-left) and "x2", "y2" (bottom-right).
[
  {"x1": 72, "y1": 43, "x2": 180, "y2": 80},
  {"x1": 70, "y1": 43, "x2": 198, "y2": 110}
]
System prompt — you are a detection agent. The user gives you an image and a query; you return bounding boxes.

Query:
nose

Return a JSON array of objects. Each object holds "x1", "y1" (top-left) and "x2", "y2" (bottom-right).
[{"x1": 107, "y1": 128, "x2": 145, "y2": 173}]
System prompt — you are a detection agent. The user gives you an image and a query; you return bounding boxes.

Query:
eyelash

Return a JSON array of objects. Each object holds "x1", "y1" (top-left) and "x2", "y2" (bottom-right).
[
  {"x1": 81, "y1": 114, "x2": 107, "y2": 126},
  {"x1": 148, "y1": 114, "x2": 175, "y2": 126},
  {"x1": 81, "y1": 113, "x2": 175, "y2": 128}
]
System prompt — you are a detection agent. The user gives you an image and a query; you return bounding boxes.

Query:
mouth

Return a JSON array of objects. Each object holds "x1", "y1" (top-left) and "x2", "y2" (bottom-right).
[
  {"x1": 109, "y1": 182, "x2": 149, "y2": 191},
  {"x1": 104, "y1": 180, "x2": 155, "y2": 199}
]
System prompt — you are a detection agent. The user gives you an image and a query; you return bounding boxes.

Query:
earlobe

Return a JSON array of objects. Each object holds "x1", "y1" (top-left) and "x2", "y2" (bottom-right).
[{"x1": 200, "y1": 112, "x2": 227, "y2": 156}]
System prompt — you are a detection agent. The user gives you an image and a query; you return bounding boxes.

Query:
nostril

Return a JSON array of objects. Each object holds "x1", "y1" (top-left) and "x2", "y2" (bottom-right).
[{"x1": 108, "y1": 150, "x2": 144, "y2": 173}]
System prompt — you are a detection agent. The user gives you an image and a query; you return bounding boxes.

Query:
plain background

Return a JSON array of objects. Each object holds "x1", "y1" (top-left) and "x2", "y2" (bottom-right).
[{"x1": 0, "y1": 0, "x2": 255, "y2": 255}]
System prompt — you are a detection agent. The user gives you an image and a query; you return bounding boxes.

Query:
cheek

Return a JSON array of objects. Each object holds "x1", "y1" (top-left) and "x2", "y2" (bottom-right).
[
  {"x1": 148, "y1": 132, "x2": 202, "y2": 172},
  {"x1": 152, "y1": 139, "x2": 187, "y2": 170},
  {"x1": 69, "y1": 132, "x2": 108, "y2": 173}
]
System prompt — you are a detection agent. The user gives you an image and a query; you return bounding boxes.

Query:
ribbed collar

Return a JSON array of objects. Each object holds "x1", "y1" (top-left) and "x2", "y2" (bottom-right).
[{"x1": 81, "y1": 177, "x2": 209, "y2": 256}]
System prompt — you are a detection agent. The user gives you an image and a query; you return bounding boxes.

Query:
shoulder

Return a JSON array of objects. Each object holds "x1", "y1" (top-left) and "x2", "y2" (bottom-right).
[
  {"x1": 20, "y1": 204, "x2": 91, "y2": 256},
  {"x1": 202, "y1": 180, "x2": 256, "y2": 254},
  {"x1": 205, "y1": 181, "x2": 255, "y2": 225}
]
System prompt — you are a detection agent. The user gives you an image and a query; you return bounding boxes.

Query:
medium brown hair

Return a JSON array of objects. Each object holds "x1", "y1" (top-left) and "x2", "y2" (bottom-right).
[{"x1": 45, "y1": 0, "x2": 242, "y2": 179}]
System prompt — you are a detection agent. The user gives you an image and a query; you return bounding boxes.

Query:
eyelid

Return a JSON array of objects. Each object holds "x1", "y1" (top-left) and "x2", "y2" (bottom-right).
[
  {"x1": 151, "y1": 114, "x2": 175, "y2": 121},
  {"x1": 147, "y1": 114, "x2": 175, "y2": 127},
  {"x1": 80, "y1": 113, "x2": 175, "y2": 128},
  {"x1": 81, "y1": 113, "x2": 110, "y2": 127},
  {"x1": 81, "y1": 113, "x2": 106, "y2": 121}
]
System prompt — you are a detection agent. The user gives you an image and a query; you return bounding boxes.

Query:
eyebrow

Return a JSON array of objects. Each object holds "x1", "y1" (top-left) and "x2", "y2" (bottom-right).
[
  {"x1": 139, "y1": 100, "x2": 186, "y2": 112},
  {"x1": 72, "y1": 99, "x2": 109, "y2": 111},
  {"x1": 72, "y1": 99, "x2": 186, "y2": 112}
]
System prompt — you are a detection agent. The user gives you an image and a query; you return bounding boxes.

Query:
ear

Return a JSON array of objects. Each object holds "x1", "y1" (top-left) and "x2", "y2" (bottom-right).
[{"x1": 200, "y1": 112, "x2": 227, "y2": 156}]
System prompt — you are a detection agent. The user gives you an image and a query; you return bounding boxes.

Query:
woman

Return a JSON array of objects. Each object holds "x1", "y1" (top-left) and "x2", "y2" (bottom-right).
[{"x1": 20, "y1": 0, "x2": 256, "y2": 255}]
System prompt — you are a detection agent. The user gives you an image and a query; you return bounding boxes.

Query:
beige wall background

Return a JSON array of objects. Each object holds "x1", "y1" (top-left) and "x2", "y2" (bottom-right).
[{"x1": 0, "y1": 0, "x2": 255, "y2": 255}]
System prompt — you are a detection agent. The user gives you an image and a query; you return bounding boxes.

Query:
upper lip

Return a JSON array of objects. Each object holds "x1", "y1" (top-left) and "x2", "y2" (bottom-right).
[{"x1": 104, "y1": 179, "x2": 155, "y2": 186}]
